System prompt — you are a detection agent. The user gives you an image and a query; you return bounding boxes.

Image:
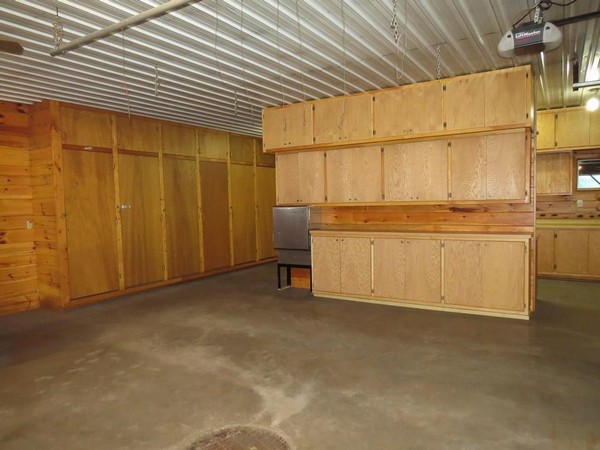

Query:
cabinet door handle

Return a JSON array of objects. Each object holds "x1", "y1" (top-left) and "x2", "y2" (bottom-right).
[{"x1": 119, "y1": 204, "x2": 132, "y2": 210}]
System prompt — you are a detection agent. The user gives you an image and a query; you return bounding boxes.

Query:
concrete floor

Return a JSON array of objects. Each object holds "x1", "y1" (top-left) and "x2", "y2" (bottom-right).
[{"x1": 1, "y1": 263, "x2": 599, "y2": 450}]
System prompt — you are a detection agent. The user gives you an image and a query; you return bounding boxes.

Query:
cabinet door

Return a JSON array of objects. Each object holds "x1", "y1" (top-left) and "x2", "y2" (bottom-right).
[
  {"x1": 484, "y1": 68, "x2": 529, "y2": 126},
  {"x1": 384, "y1": 140, "x2": 448, "y2": 201},
  {"x1": 444, "y1": 75, "x2": 485, "y2": 130},
  {"x1": 555, "y1": 230, "x2": 588, "y2": 275},
  {"x1": 163, "y1": 157, "x2": 201, "y2": 278},
  {"x1": 536, "y1": 153, "x2": 572, "y2": 195},
  {"x1": 445, "y1": 239, "x2": 526, "y2": 311},
  {"x1": 588, "y1": 230, "x2": 600, "y2": 276},
  {"x1": 275, "y1": 153, "x2": 299, "y2": 205},
  {"x1": 486, "y1": 132, "x2": 526, "y2": 200},
  {"x1": 340, "y1": 237, "x2": 372, "y2": 296},
  {"x1": 256, "y1": 166, "x2": 276, "y2": 260},
  {"x1": 313, "y1": 94, "x2": 372, "y2": 144},
  {"x1": 405, "y1": 239, "x2": 441, "y2": 303},
  {"x1": 263, "y1": 103, "x2": 313, "y2": 150},
  {"x1": 556, "y1": 109, "x2": 589, "y2": 148},
  {"x1": 60, "y1": 107, "x2": 113, "y2": 148},
  {"x1": 312, "y1": 236, "x2": 340, "y2": 293},
  {"x1": 297, "y1": 151, "x2": 325, "y2": 203},
  {"x1": 200, "y1": 161, "x2": 231, "y2": 271},
  {"x1": 327, "y1": 147, "x2": 381, "y2": 203},
  {"x1": 162, "y1": 123, "x2": 196, "y2": 157},
  {"x1": 63, "y1": 150, "x2": 119, "y2": 299},
  {"x1": 230, "y1": 164, "x2": 257, "y2": 265},
  {"x1": 229, "y1": 164, "x2": 256, "y2": 264},
  {"x1": 536, "y1": 112, "x2": 556, "y2": 150},
  {"x1": 537, "y1": 229, "x2": 555, "y2": 274},
  {"x1": 444, "y1": 240, "x2": 483, "y2": 307},
  {"x1": 450, "y1": 136, "x2": 487, "y2": 201},
  {"x1": 118, "y1": 154, "x2": 163, "y2": 287},
  {"x1": 481, "y1": 241, "x2": 526, "y2": 312},
  {"x1": 374, "y1": 82, "x2": 443, "y2": 137},
  {"x1": 373, "y1": 238, "x2": 406, "y2": 300}
]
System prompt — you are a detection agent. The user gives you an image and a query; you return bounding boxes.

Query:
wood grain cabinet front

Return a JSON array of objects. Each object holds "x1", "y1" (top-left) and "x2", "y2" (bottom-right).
[
  {"x1": 275, "y1": 151, "x2": 325, "y2": 204},
  {"x1": 312, "y1": 231, "x2": 530, "y2": 318},
  {"x1": 313, "y1": 94, "x2": 373, "y2": 144},
  {"x1": 537, "y1": 227, "x2": 600, "y2": 279},
  {"x1": 326, "y1": 146, "x2": 381, "y2": 203},
  {"x1": 263, "y1": 103, "x2": 313, "y2": 150}
]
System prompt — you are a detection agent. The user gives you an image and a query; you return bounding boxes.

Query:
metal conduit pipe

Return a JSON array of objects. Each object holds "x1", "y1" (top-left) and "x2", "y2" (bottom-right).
[{"x1": 50, "y1": 0, "x2": 201, "y2": 57}]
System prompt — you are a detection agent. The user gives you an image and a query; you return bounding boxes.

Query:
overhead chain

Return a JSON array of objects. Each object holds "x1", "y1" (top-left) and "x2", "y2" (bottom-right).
[
  {"x1": 391, "y1": 0, "x2": 407, "y2": 80},
  {"x1": 52, "y1": 7, "x2": 64, "y2": 49},
  {"x1": 154, "y1": 63, "x2": 160, "y2": 96},
  {"x1": 435, "y1": 44, "x2": 441, "y2": 80}
]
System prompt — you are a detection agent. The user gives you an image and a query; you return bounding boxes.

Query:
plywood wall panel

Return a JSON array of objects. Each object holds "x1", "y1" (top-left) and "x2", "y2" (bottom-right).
[{"x1": 163, "y1": 157, "x2": 201, "y2": 278}]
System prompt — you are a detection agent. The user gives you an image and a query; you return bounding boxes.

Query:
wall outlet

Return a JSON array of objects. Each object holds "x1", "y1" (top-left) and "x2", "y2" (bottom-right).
[
  {"x1": 26, "y1": 220, "x2": 33, "y2": 229},
  {"x1": 576, "y1": 199, "x2": 584, "y2": 208}
]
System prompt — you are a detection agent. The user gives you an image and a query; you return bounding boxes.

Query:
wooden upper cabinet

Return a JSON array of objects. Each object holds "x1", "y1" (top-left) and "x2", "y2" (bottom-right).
[
  {"x1": 450, "y1": 136, "x2": 487, "y2": 201},
  {"x1": 451, "y1": 131, "x2": 527, "y2": 201},
  {"x1": 484, "y1": 67, "x2": 530, "y2": 127},
  {"x1": 374, "y1": 82, "x2": 443, "y2": 137},
  {"x1": 162, "y1": 123, "x2": 196, "y2": 157},
  {"x1": 263, "y1": 103, "x2": 313, "y2": 150},
  {"x1": 556, "y1": 109, "x2": 590, "y2": 148},
  {"x1": 59, "y1": 106, "x2": 113, "y2": 148},
  {"x1": 229, "y1": 134, "x2": 255, "y2": 163},
  {"x1": 275, "y1": 151, "x2": 325, "y2": 204},
  {"x1": 486, "y1": 132, "x2": 527, "y2": 200},
  {"x1": 537, "y1": 152, "x2": 572, "y2": 195},
  {"x1": 198, "y1": 129, "x2": 228, "y2": 160},
  {"x1": 383, "y1": 140, "x2": 448, "y2": 202},
  {"x1": 327, "y1": 146, "x2": 382, "y2": 203},
  {"x1": 444, "y1": 75, "x2": 485, "y2": 130},
  {"x1": 536, "y1": 111, "x2": 556, "y2": 150},
  {"x1": 313, "y1": 94, "x2": 373, "y2": 144},
  {"x1": 116, "y1": 116, "x2": 160, "y2": 153}
]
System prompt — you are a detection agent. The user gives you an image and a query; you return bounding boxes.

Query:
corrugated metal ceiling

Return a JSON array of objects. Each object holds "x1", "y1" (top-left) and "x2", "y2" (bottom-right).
[{"x1": 1, "y1": 0, "x2": 599, "y2": 136}]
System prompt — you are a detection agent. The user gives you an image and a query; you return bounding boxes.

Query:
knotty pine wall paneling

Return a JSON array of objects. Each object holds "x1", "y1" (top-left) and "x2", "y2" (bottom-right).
[{"x1": 0, "y1": 102, "x2": 37, "y2": 315}]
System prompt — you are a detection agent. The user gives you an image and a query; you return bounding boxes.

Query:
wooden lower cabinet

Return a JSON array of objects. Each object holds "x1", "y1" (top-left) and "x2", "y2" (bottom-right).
[
  {"x1": 311, "y1": 236, "x2": 371, "y2": 295},
  {"x1": 537, "y1": 227, "x2": 600, "y2": 279},
  {"x1": 312, "y1": 231, "x2": 531, "y2": 319},
  {"x1": 373, "y1": 238, "x2": 441, "y2": 303}
]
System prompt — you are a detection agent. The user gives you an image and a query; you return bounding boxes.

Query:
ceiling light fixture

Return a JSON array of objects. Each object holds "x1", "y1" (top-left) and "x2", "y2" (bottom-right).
[{"x1": 586, "y1": 94, "x2": 599, "y2": 112}]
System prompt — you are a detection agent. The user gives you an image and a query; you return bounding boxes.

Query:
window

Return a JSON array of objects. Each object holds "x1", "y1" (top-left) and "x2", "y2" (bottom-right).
[{"x1": 577, "y1": 159, "x2": 600, "y2": 190}]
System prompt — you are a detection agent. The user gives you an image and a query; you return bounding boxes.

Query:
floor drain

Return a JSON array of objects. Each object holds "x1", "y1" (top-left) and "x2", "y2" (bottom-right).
[{"x1": 186, "y1": 425, "x2": 293, "y2": 450}]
